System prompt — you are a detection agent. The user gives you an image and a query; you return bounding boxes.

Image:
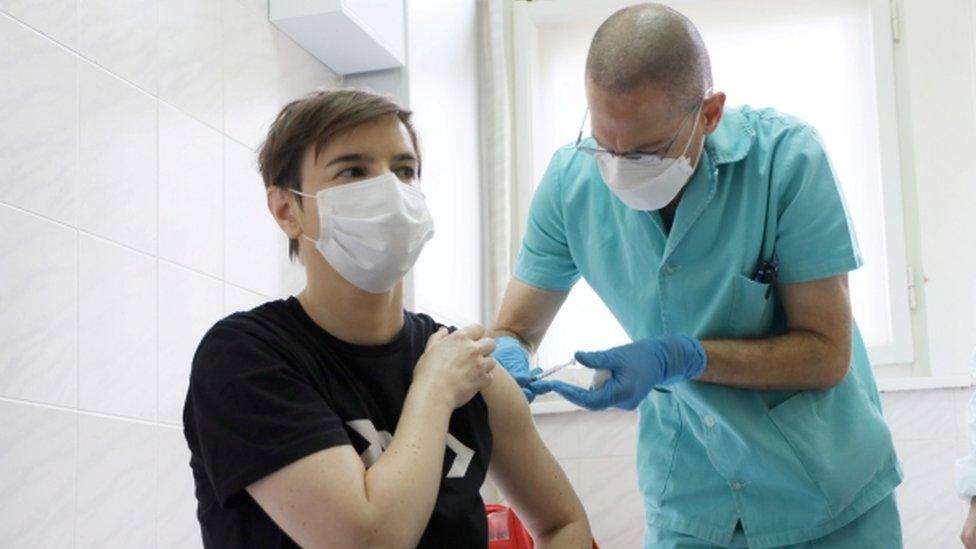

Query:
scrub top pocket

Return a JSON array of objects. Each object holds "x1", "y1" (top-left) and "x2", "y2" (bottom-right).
[
  {"x1": 727, "y1": 274, "x2": 776, "y2": 338},
  {"x1": 767, "y1": 383, "x2": 895, "y2": 515}
]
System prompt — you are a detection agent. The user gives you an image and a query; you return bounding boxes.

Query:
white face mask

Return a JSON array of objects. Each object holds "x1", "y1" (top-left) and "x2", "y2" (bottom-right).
[
  {"x1": 596, "y1": 99, "x2": 707, "y2": 211},
  {"x1": 292, "y1": 172, "x2": 435, "y2": 294}
]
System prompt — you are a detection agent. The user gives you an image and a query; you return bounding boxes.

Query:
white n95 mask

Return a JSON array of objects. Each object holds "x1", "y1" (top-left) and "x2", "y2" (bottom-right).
[
  {"x1": 596, "y1": 100, "x2": 707, "y2": 211},
  {"x1": 291, "y1": 172, "x2": 435, "y2": 294}
]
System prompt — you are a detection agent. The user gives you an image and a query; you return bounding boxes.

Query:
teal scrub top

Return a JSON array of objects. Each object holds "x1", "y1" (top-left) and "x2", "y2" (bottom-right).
[{"x1": 514, "y1": 106, "x2": 902, "y2": 548}]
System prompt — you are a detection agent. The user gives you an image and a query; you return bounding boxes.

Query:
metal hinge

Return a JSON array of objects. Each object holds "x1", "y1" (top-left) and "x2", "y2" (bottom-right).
[
  {"x1": 906, "y1": 266, "x2": 917, "y2": 310},
  {"x1": 890, "y1": 0, "x2": 902, "y2": 43}
]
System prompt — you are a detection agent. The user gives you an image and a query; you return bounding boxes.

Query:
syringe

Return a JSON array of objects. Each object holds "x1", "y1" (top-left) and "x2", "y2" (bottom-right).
[{"x1": 528, "y1": 358, "x2": 577, "y2": 383}]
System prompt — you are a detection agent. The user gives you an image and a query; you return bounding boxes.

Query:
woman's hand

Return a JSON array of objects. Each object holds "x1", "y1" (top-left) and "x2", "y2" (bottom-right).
[{"x1": 414, "y1": 324, "x2": 496, "y2": 409}]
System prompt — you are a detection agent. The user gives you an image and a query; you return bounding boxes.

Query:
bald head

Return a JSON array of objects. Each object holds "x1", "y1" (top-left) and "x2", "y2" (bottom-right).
[{"x1": 586, "y1": 3, "x2": 712, "y2": 109}]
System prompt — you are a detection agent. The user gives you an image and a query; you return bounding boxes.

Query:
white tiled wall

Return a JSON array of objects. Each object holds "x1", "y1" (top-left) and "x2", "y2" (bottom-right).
[
  {"x1": 531, "y1": 388, "x2": 971, "y2": 548},
  {"x1": 886, "y1": 388, "x2": 971, "y2": 548},
  {"x1": 0, "y1": 0, "x2": 339, "y2": 546}
]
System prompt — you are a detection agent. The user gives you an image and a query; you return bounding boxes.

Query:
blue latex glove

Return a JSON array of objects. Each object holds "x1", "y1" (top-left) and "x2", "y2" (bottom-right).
[
  {"x1": 530, "y1": 335, "x2": 707, "y2": 411},
  {"x1": 492, "y1": 336, "x2": 543, "y2": 402}
]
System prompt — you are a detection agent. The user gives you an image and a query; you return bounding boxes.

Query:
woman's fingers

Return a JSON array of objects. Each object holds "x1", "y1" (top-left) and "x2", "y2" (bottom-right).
[
  {"x1": 425, "y1": 327, "x2": 449, "y2": 349},
  {"x1": 473, "y1": 337, "x2": 496, "y2": 357},
  {"x1": 455, "y1": 323, "x2": 486, "y2": 340},
  {"x1": 479, "y1": 356, "x2": 496, "y2": 374}
]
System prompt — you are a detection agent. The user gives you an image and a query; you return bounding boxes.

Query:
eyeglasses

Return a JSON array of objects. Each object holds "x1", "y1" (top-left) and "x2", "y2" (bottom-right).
[{"x1": 574, "y1": 89, "x2": 712, "y2": 165}]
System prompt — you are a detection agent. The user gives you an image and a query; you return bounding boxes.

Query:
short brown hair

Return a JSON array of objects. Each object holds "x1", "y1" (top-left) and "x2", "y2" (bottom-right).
[
  {"x1": 258, "y1": 88, "x2": 421, "y2": 261},
  {"x1": 586, "y1": 3, "x2": 711, "y2": 109}
]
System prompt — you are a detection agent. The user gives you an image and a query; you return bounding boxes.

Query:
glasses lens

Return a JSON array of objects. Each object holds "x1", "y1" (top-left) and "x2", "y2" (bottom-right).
[{"x1": 627, "y1": 153, "x2": 666, "y2": 166}]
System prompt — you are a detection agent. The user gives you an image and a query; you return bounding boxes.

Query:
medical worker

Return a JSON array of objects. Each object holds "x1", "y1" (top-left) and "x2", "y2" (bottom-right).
[
  {"x1": 491, "y1": 3, "x2": 903, "y2": 547},
  {"x1": 957, "y1": 353, "x2": 976, "y2": 548}
]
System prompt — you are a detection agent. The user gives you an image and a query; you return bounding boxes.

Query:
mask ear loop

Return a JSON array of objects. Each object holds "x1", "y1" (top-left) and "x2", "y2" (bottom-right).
[
  {"x1": 574, "y1": 108, "x2": 590, "y2": 149},
  {"x1": 288, "y1": 188, "x2": 320, "y2": 245},
  {"x1": 678, "y1": 106, "x2": 704, "y2": 160},
  {"x1": 679, "y1": 87, "x2": 715, "y2": 166}
]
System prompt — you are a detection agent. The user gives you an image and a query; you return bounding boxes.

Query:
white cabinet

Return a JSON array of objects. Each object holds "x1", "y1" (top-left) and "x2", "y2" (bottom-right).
[{"x1": 270, "y1": 0, "x2": 405, "y2": 75}]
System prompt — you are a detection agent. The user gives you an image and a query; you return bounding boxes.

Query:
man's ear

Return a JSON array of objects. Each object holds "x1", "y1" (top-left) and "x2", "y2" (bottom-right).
[
  {"x1": 703, "y1": 91, "x2": 726, "y2": 135},
  {"x1": 267, "y1": 186, "x2": 304, "y2": 240}
]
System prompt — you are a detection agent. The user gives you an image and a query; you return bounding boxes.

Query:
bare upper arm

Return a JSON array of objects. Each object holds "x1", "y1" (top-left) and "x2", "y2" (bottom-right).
[
  {"x1": 480, "y1": 368, "x2": 588, "y2": 539},
  {"x1": 246, "y1": 445, "x2": 372, "y2": 548},
  {"x1": 779, "y1": 274, "x2": 852, "y2": 363},
  {"x1": 492, "y1": 279, "x2": 569, "y2": 351}
]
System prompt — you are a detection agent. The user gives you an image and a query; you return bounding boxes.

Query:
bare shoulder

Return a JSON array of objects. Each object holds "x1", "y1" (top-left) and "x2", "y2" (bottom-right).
[{"x1": 480, "y1": 365, "x2": 533, "y2": 435}]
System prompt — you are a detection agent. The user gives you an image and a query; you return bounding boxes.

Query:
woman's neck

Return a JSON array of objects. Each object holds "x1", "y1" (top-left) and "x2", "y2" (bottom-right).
[{"x1": 297, "y1": 271, "x2": 405, "y2": 347}]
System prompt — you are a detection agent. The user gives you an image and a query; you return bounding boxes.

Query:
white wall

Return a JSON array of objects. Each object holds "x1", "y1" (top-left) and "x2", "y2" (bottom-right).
[
  {"x1": 0, "y1": 0, "x2": 338, "y2": 546},
  {"x1": 406, "y1": 0, "x2": 484, "y2": 328}
]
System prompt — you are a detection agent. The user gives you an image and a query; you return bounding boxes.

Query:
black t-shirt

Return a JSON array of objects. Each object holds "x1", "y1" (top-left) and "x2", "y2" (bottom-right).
[{"x1": 183, "y1": 297, "x2": 492, "y2": 548}]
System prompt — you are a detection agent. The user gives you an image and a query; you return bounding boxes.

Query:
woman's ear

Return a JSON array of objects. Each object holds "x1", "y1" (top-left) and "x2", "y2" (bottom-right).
[{"x1": 267, "y1": 186, "x2": 304, "y2": 241}]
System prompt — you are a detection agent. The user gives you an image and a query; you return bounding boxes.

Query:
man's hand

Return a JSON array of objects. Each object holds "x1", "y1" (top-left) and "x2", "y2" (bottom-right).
[
  {"x1": 492, "y1": 336, "x2": 543, "y2": 402},
  {"x1": 530, "y1": 335, "x2": 707, "y2": 410}
]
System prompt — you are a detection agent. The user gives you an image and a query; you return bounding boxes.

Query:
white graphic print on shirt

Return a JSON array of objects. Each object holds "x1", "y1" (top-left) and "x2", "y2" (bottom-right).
[{"x1": 346, "y1": 419, "x2": 474, "y2": 478}]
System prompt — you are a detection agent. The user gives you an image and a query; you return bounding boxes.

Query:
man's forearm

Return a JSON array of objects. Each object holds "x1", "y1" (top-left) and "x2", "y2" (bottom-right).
[{"x1": 697, "y1": 329, "x2": 850, "y2": 391}]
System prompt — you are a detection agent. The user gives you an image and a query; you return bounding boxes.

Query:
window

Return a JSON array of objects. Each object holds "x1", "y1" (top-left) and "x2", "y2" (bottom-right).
[{"x1": 513, "y1": 0, "x2": 913, "y2": 368}]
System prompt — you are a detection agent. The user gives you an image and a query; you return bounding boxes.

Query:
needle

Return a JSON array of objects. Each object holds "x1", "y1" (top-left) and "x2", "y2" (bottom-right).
[{"x1": 529, "y1": 358, "x2": 577, "y2": 383}]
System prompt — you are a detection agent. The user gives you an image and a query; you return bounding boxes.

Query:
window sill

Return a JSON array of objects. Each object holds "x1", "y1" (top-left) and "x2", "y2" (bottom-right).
[
  {"x1": 528, "y1": 374, "x2": 975, "y2": 415},
  {"x1": 529, "y1": 396, "x2": 583, "y2": 415},
  {"x1": 876, "y1": 374, "x2": 973, "y2": 392}
]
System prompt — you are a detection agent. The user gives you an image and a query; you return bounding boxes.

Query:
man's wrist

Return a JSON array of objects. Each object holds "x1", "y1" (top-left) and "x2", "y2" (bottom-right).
[
  {"x1": 494, "y1": 336, "x2": 531, "y2": 365},
  {"x1": 492, "y1": 331, "x2": 535, "y2": 354},
  {"x1": 495, "y1": 334, "x2": 528, "y2": 351},
  {"x1": 688, "y1": 337, "x2": 708, "y2": 379},
  {"x1": 656, "y1": 335, "x2": 708, "y2": 382}
]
